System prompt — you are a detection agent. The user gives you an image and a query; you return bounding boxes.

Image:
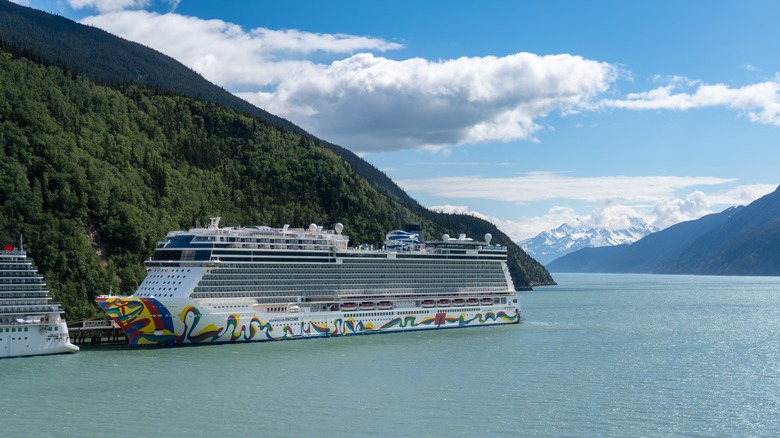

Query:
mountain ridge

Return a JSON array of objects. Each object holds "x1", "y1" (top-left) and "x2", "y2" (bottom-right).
[
  {"x1": 656, "y1": 187, "x2": 780, "y2": 275},
  {"x1": 546, "y1": 191, "x2": 780, "y2": 275},
  {"x1": 520, "y1": 216, "x2": 658, "y2": 265}
]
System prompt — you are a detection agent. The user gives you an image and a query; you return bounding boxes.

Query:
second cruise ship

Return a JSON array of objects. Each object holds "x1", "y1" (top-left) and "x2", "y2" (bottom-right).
[{"x1": 1, "y1": 244, "x2": 79, "y2": 358}]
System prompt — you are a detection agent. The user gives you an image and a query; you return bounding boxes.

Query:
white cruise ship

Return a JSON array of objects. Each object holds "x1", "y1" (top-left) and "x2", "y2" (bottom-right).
[
  {"x1": 97, "y1": 218, "x2": 521, "y2": 347},
  {"x1": 1, "y1": 244, "x2": 79, "y2": 358}
]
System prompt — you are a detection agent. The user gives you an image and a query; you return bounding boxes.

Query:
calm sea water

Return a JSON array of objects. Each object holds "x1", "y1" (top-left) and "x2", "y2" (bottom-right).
[{"x1": 3, "y1": 274, "x2": 780, "y2": 437}]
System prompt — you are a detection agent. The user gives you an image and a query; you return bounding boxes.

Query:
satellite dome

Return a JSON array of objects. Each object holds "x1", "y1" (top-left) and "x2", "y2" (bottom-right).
[
  {"x1": 335, "y1": 223, "x2": 343, "y2": 234},
  {"x1": 484, "y1": 233, "x2": 492, "y2": 244},
  {"x1": 442, "y1": 234, "x2": 450, "y2": 241},
  {"x1": 309, "y1": 223, "x2": 317, "y2": 232}
]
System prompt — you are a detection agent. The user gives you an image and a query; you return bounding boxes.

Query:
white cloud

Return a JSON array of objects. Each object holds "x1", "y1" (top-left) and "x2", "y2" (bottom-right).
[
  {"x1": 429, "y1": 204, "x2": 562, "y2": 241},
  {"x1": 241, "y1": 52, "x2": 616, "y2": 152},
  {"x1": 69, "y1": 0, "x2": 150, "y2": 13},
  {"x1": 67, "y1": 0, "x2": 183, "y2": 13},
  {"x1": 650, "y1": 191, "x2": 712, "y2": 229},
  {"x1": 79, "y1": 11, "x2": 617, "y2": 153},
  {"x1": 398, "y1": 172, "x2": 735, "y2": 205},
  {"x1": 647, "y1": 184, "x2": 775, "y2": 229},
  {"x1": 504, "y1": 206, "x2": 580, "y2": 240},
  {"x1": 601, "y1": 76, "x2": 780, "y2": 126},
  {"x1": 706, "y1": 184, "x2": 778, "y2": 206},
  {"x1": 578, "y1": 205, "x2": 645, "y2": 230},
  {"x1": 80, "y1": 11, "x2": 402, "y2": 88}
]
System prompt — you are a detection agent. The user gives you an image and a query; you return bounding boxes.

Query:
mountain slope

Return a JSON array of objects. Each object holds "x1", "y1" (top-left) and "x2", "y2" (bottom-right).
[
  {"x1": 520, "y1": 217, "x2": 658, "y2": 265},
  {"x1": 657, "y1": 187, "x2": 780, "y2": 275}
]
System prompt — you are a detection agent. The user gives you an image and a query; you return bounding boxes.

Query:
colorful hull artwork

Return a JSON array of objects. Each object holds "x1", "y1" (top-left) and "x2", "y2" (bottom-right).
[{"x1": 96, "y1": 297, "x2": 521, "y2": 347}]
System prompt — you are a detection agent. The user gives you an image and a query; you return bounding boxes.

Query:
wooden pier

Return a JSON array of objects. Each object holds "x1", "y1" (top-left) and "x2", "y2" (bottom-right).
[{"x1": 68, "y1": 320, "x2": 127, "y2": 345}]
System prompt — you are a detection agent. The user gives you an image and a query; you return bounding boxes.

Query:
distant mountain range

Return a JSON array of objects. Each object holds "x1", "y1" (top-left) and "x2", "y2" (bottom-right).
[
  {"x1": 548, "y1": 185, "x2": 780, "y2": 275},
  {"x1": 519, "y1": 217, "x2": 658, "y2": 265}
]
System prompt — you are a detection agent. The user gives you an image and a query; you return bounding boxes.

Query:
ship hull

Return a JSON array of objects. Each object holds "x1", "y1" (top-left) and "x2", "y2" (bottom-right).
[
  {"x1": 1, "y1": 321, "x2": 79, "y2": 359},
  {"x1": 96, "y1": 296, "x2": 521, "y2": 347}
]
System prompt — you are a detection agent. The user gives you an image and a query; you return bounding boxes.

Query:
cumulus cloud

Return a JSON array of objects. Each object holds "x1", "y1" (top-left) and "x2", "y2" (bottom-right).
[
  {"x1": 648, "y1": 184, "x2": 776, "y2": 229},
  {"x1": 79, "y1": 11, "x2": 616, "y2": 153},
  {"x1": 601, "y1": 75, "x2": 780, "y2": 126},
  {"x1": 650, "y1": 191, "x2": 712, "y2": 229},
  {"x1": 577, "y1": 205, "x2": 645, "y2": 230},
  {"x1": 243, "y1": 52, "x2": 617, "y2": 152}
]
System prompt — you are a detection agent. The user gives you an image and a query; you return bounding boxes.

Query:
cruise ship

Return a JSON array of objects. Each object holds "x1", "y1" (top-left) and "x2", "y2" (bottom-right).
[
  {"x1": 96, "y1": 218, "x2": 521, "y2": 347},
  {"x1": 1, "y1": 243, "x2": 79, "y2": 358}
]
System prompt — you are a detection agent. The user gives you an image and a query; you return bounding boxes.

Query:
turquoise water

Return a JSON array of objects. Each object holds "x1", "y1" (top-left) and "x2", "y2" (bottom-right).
[{"x1": 3, "y1": 274, "x2": 780, "y2": 437}]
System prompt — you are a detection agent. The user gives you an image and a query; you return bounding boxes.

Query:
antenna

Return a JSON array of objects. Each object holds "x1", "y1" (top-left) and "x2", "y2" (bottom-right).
[{"x1": 19, "y1": 234, "x2": 24, "y2": 251}]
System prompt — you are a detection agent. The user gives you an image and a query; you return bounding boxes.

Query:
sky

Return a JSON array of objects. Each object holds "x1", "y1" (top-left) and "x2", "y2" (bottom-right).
[{"x1": 15, "y1": 0, "x2": 780, "y2": 240}]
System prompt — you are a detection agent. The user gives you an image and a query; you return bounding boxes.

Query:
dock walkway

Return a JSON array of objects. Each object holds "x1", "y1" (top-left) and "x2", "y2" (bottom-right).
[{"x1": 68, "y1": 320, "x2": 126, "y2": 345}]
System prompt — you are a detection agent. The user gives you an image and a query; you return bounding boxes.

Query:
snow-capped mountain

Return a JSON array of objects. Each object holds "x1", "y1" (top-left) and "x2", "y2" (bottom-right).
[{"x1": 519, "y1": 217, "x2": 659, "y2": 265}]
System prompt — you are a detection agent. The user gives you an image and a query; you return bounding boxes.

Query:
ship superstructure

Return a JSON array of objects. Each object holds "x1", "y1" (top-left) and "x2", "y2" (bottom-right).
[
  {"x1": 1, "y1": 245, "x2": 79, "y2": 358},
  {"x1": 97, "y1": 218, "x2": 521, "y2": 346}
]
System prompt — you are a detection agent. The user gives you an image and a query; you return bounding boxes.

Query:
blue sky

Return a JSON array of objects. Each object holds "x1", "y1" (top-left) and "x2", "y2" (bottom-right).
[{"x1": 17, "y1": 0, "x2": 780, "y2": 240}]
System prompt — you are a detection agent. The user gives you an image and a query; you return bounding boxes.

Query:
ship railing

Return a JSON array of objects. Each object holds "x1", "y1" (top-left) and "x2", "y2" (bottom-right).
[{"x1": 1, "y1": 315, "x2": 62, "y2": 326}]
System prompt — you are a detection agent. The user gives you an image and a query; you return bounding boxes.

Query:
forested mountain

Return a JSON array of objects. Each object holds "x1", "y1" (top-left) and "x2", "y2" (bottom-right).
[
  {"x1": 0, "y1": 0, "x2": 419, "y2": 209},
  {"x1": 0, "y1": 0, "x2": 297, "y2": 133},
  {"x1": 548, "y1": 186, "x2": 780, "y2": 277},
  {"x1": 0, "y1": 2, "x2": 552, "y2": 319}
]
